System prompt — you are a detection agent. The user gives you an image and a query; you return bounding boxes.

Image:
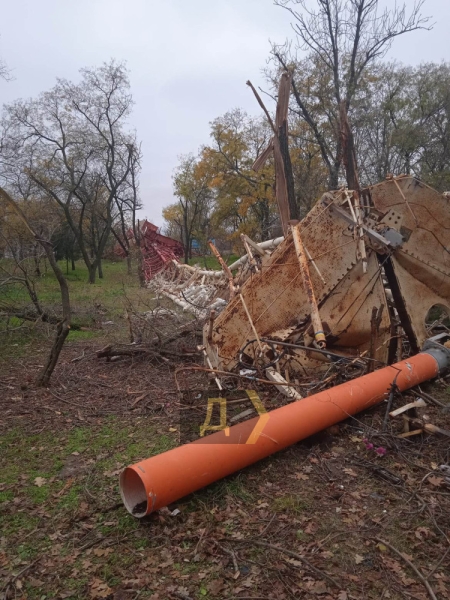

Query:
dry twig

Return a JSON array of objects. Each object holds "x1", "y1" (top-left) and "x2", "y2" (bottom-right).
[
  {"x1": 233, "y1": 539, "x2": 340, "y2": 589},
  {"x1": 374, "y1": 537, "x2": 437, "y2": 600}
]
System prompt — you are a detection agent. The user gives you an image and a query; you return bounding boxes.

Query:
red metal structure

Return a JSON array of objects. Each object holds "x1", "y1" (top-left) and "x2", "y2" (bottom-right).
[
  {"x1": 139, "y1": 221, "x2": 183, "y2": 282},
  {"x1": 117, "y1": 221, "x2": 183, "y2": 282}
]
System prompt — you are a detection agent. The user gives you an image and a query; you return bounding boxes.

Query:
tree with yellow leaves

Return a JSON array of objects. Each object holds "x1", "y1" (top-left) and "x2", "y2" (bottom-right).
[{"x1": 199, "y1": 109, "x2": 277, "y2": 242}]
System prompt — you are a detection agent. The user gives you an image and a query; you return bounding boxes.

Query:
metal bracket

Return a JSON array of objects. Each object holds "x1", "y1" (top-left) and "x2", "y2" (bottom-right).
[
  {"x1": 324, "y1": 200, "x2": 401, "y2": 252},
  {"x1": 422, "y1": 333, "x2": 450, "y2": 375}
]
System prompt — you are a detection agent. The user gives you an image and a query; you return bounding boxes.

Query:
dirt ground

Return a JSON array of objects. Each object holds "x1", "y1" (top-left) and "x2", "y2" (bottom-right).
[{"x1": 1, "y1": 333, "x2": 450, "y2": 600}]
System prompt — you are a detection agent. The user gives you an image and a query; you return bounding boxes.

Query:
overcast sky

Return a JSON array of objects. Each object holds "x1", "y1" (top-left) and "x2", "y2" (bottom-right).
[{"x1": 1, "y1": 0, "x2": 449, "y2": 227}]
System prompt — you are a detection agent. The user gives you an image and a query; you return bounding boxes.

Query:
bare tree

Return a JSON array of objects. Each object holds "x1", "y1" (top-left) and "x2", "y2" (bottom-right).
[
  {"x1": 1, "y1": 60, "x2": 135, "y2": 283},
  {"x1": 272, "y1": 0, "x2": 432, "y2": 188},
  {"x1": 0, "y1": 186, "x2": 70, "y2": 386},
  {"x1": 0, "y1": 53, "x2": 12, "y2": 82},
  {"x1": 110, "y1": 144, "x2": 144, "y2": 281}
]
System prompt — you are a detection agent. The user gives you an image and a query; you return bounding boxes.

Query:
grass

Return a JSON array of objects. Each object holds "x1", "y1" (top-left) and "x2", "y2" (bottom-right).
[
  {"x1": 0, "y1": 259, "x2": 159, "y2": 355},
  {"x1": 0, "y1": 253, "x2": 234, "y2": 359},
  {"x1": 272, "y1": 494, "x2": 311, "y2": 513},
  {"x1": 188, "y1": 254, "x2": 239, "y2": 270},
  {"x1": 0, "y1": 417, "x2": 188, "y2": 600},
  {"x1": 0, "y1": 253, "x2": 239, "y2": 344},
  {"x1": 0, "y1": 258, "x2": 143, "y2": 313},
  {"x1": 0, "y1": 416, "x2": 179, "y2": 598}
]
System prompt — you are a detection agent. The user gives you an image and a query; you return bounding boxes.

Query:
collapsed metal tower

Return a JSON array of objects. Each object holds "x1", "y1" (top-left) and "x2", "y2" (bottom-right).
[{"x1": 203, "y1": 176, "x2": 449, "y2": 378}]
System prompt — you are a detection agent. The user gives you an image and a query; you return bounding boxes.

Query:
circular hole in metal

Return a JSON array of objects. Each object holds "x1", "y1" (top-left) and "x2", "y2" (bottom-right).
[{"x1": 425, "y1": 304, "x2": 450, "y2": 333}]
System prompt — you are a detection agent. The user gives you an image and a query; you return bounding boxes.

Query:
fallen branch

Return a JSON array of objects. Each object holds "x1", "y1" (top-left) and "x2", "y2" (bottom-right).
[
  {"x1": 234, "y1": 539, "x2": 340, "y2": 589},
  {"x1": 1, "y1": 559, "x2": 39, "y2": 594},
  {"x1": 428, "y1": 544, "x2": 450, "y2": 579},
  {"x1": 390, "y1": 398, "x2": 426, "y2": 417},
  {"x1": 96, "y1": 343, "x2": 201, "y2": 362},
  {"x1": 374, "y1": 537, "x2": 437, "y2": 600},
  {"x1": 215, "y1": 541, "x2": 240, "y2": 576},
  {"x1": 410, "y1": 388, "x2": 446, "y2": 408},
  {"x1": 173, "y1": 365, "x2": 309, "y2": 392}
]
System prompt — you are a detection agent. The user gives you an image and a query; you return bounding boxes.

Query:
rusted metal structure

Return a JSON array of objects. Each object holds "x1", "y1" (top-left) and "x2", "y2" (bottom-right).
[
  {"x1": 120, "y1": 70, "x2": 450, "y2": 518},
  {"x1": 202, "y1": 176, "x2": 450, "y2": 377},
  {"x1": 147, "y1": 175, "x2": 449, "y2": 387},
  {"x1": 120, "y1": 176, "x2": 450, "y2": 517}
]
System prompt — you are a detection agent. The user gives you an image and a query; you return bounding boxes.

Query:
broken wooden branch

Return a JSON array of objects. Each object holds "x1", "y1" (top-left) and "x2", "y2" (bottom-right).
[
  {"x1": 208, "y1": 240, "x2": 237, "y2": 298},
  {"x1": 374, "y1": 537, "x2": 437, "y2": 600},
  {"x1": 292, "y1": 223, "x2": 326, "y2": 348},
  {"x1": 246, "y1": 80, "x2": 276, "y2": 134},
  {"x1": 397, "y1": 428, "x2": 424, "y2": 438},
  {"x1": 390, "y1": 398, "x2": 427, "y2": 417},
  {"x1": 410, "y1": 388, "x2": 446, "y2": 408},
  {"x1": 240, "y1": 234, "x2": 259, "y2": 273},
  {"x1": 242, "y1": 235, "x2": 266, "y2": 257},
  {"x1": 238, "y1": 539, "x2": 340, "y2": 589},
  {"x1": 265, "y1": 367, "x2": 302, "y2": 401}
]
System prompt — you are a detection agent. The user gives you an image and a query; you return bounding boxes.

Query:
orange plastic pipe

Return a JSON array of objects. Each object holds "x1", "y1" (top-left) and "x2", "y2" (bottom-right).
[{"x1": 120, "y1": 352, "x2": 439, "y2": 517}]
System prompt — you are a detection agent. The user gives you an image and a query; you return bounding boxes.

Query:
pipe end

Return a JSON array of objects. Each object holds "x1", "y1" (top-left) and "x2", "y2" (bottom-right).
[
  {"x1": 119, "y1": 467, "x2": 148, "y2": 518},
  {"x1": 422, "y1": 333, "x2": 450, "y2": 375}
]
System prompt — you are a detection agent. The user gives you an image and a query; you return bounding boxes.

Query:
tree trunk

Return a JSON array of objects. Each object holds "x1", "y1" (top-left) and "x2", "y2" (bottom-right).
[
  {"x1": 405, "y1": 153, "x2": 411, "y2": 175},
  {"x1": 37, "y1": 321, "x2": 70, "y2": 387},
  {"x1": 32, "y1": 244, "x2": 41, "y2": 277},
  {"x1": 88, "y1": 264, "x2": 97, "y2": 284},
  {"x1": 71, "y1": 257, "x2": 76, "y2": 271},
  {"x1": 261, "y1": 200, "x2": 271, "y2": 240},
  {"x1": 126, "y1": 255, "x2": 132, "y2": 275},
  {"x1": 329, "y1": 165, "x2": 340, "y2": 190},
  {"x1": 0, "y1": 186, "x2": 71, "y2": 387},
  {"x1": 136, "y1": 242, "x2": 146, "y2": 287},
  {"x1": 36, "y1": 241, "x2": 71, "y2": 387},
  {"x1": 184, "y1": 229, "x2": 190, "y2": 264},
  {"x1": 98, "y1": 259, "x2": 103, "y2": 279}
]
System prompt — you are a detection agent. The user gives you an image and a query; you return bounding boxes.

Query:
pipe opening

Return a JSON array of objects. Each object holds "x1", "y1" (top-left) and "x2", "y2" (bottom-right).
[{"x1": 120, "y1": 467, "x2": 148, "y2": 517}]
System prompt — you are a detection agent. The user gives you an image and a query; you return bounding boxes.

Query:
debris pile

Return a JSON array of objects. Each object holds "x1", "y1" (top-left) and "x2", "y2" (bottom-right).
[
  {"x1": 151, "y1": 176, "x2": 449, "y2": 398},
  {"x1": 118, "y1": 71, "x2": 450, "y2": 522}
]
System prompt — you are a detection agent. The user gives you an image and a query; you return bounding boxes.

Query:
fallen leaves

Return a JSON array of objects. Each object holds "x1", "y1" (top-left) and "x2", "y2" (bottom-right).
[
  {"x1": 310, "y1": 580, "x2": 327, "y2": 594},
  {"x1": 93, "y1": 548, "x2": 114, "y2": 557},
  {"x1": 354, "y1": 554, "x2": 364, "y2": 565},
  {"x1": 207, "y1": 579, "x2": 224, "y2": 594},
  {"x1": 33, "y1": 476, "x2": 46, "y2": 487},
  {"x1": 428, "y1": 475, "x2": 443, "y2": 487},
  {"x1": 343, "y1": 468, "x2": 358, "y2": 478},
  {"x1": 415, "y1": 526, "x2": 432, "y2": 540},
  {"x1": 90, "y1": 578, "x2": 112, "y2": 598}
]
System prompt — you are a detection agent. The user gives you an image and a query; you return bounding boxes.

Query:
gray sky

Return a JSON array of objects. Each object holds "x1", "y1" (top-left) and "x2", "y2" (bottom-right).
[{"x1": 1, "y1": 0, "x2": 449, "y2": 227}]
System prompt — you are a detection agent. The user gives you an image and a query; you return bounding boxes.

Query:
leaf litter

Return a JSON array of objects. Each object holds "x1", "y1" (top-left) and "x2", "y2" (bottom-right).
[{"x1": 0, "y1": 339, "x2": 450, "y2": 599}]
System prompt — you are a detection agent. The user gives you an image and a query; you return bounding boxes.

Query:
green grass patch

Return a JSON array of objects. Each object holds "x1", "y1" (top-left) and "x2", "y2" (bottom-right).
[
  {"x1": 0, "y1": 416, "x2": 179, "y2": 597},
  {"x1": 272, "y1": 494, "x2": 311, "y2": 513},
  {"x1": 0, "y1": 258, "x2": 171, "y2": 361},
  {"x1": 0, "y1": 259, "x2": 149, "y2": 320},
  {"x1": 188, "y1": 254, "x2": 239, "y2": 270}
]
